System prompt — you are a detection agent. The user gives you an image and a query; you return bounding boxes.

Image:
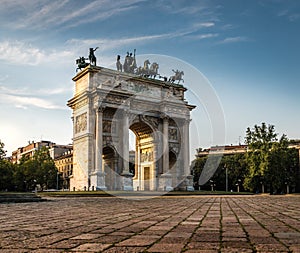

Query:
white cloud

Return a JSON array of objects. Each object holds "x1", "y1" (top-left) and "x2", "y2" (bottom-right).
[
  {"x1": 217, "y1": 36, "x2": 250, "y2": 44},
  {"x1": 193, "y1": 22, "x2": 215, "y2": 28},
  {"x1": 0, "y1": 41, "x2": 43, "y2": 66},
  {"x1": 189, "y1": 33, "x2": 219, "y2": 40},
  {"x1": 0, "y1": 40, "x2": 74, "y2": 66},
  {"x1": 0, "y1": 93, "x2": 65, "y2": 110},
  {"x1": 68, "y1": 33, "x2": 179, "y2": 52},
  {"x1": 288, "y1": 13, "x2": 300, "y2": 22},
  {"x1": 0, "y1": 85, "x2": 69, "y2": 110},
  {"x1": 67, "y1": 24, "x2": 216, "y2": 53},
  {"x1": 1, "y1": 0, "x2": 145, "y2": 30}
]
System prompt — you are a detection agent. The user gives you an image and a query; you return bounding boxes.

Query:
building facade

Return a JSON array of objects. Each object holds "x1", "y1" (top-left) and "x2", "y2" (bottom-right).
[
  {"x1": 54, "y1": 150, "x2": 73, "y2": 190},
  {"x1": 11, "y1": 141, "x2": 72, "y2": 164},
  {"x1": 67, "y1": 65, "x2": 196, "y2": 191}
]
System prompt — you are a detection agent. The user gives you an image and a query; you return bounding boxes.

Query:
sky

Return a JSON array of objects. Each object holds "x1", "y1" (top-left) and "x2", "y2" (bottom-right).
[{"x1": 0, "y1": 0, "x2": 300, "y2": 159}]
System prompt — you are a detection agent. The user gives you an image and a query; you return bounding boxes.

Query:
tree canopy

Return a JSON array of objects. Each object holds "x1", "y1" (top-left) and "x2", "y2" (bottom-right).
[
  {"x1": 244, "y1": 123, "x2": 299, "y2": 193},
  {"x1": 0, "y1": 142, "x2": 58, "y2": 192},
  {"x1": 192, "y1": 123, "x2": 300, "y2": 194}
]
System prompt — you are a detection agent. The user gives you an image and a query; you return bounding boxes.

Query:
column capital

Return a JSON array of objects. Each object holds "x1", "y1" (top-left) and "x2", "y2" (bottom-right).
[
  {"x1": 97, "y1": 106, "x2": 105, "y2": 113},
  {"x1": 160, "y1": 112, "x2": 169, "y2": 121}
]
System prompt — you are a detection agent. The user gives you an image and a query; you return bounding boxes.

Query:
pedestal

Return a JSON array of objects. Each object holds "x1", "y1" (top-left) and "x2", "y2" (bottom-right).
[
  {"x1": 178, "y1": 175, "x2": 194, "y2": 191},
  {"x1": 121, "y1": 173, "x2": 134, "y2": 191},
  {"x1": 186, "y1": 175, "x2": 195, "y2": 191},
  {"x1": 90, "y1": 171, "x2": 107, "y2": 191},
  {"x1": 159, "y1": 173, "x2": 173, "y2": 191}
]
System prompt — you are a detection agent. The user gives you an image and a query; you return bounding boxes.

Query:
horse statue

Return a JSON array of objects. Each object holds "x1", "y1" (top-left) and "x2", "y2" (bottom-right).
[
  {"x1": 169, "y1": 69, "x2": 184, "y2": 84},
  {"x1": 116, "y1": 55, "x2": 122, "y2": 71},
  {"x1": 149, "y1": 62, "x2": 159, "y2": 78},
  {"x1": 76, "y1": 57, "x2": 89, "y2": 72},
  {"x1": 89, "y1": 47, "x2": 98, "y2": 66},
  {"x1": 136, "y1": 59, "x2": 151, "y2": 76}
]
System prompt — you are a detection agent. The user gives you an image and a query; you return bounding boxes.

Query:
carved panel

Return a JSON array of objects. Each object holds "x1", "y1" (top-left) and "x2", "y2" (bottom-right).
[
  {"x1": 105, "y1": 94, "x2": 125, "y2": 105},
  {"x1": 169, "y1": 128, "x2": 178, "y2": 141},
  {"x1": 143, "y1": 115, "x2": 160, "y2": 130},
  {"x1": 75, "y1": 112, "x2": 87, "y2": 133},
  {"x1": 75, "y1": 98, "x2": 88, "y2": 110},
  {"x1": 140, "y1": 149, "x2": 154, "y2": 163},
  {"x1": 103, "y1": 136, "x2": 113, "y2": 146},
  {"x1": 103, "y1": 120, "x2": 116, "y2": 134},
  {"x1": 131, "y1": 101, "x2": 159, "y2": 112}
]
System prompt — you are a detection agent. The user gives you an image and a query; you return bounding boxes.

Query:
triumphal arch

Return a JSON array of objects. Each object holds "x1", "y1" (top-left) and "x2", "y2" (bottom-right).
[{"x1": 68, "y1": 52, "x2": 196, "y2": 191}]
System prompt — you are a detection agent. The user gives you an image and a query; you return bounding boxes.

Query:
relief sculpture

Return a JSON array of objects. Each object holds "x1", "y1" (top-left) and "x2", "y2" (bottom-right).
[{"x1": 75, "y1": 112, "x2": 87, "y2": 133}]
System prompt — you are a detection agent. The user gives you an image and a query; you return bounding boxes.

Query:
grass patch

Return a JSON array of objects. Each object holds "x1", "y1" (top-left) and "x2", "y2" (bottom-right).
[{"x1": 36, "y1": 190, "x2": 254, "y2": 198}]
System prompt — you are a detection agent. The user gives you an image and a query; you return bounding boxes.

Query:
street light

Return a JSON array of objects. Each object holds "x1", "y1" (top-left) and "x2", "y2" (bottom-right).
[
  {"x1": 56, "y1": 172, "x2": 61, "y2": 191},
  {"x1": 285, "y1": 181, "x2": 289, "y2": 194},
  {"x1": 236, "y1": 179, "x2": 241, "y2": 192},
  {"x1": 260, "y1": 181, "x2": 265, "y2": 194},
  {"x1": 210, "y1": 180, "x2": 215, "y2": 191},
  {"x1": 225, "y1": 165, "x2": 228, "y2": 192}
]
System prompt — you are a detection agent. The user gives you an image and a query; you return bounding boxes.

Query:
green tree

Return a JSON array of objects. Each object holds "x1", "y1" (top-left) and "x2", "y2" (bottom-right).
[
  {"x1": 0, "y1": 140, "x2": 14, "y2": 191},
  {"x1": 0, "y1": 140, "x2": 7, "y2": 159},
  {"x1": 15, "y1": 146, "x2": 58, "y2": 191},
  {"x1": 244, "y1": 123, "x2": 299, "y2": 193},
  {"x1": 192, "y1": 153, "x2": 247, "y2": 191}
]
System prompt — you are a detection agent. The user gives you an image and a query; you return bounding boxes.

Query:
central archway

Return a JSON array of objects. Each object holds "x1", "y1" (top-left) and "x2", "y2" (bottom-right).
[{"x1": 130, "y1": 121, "x2": 156, "y2": 191}]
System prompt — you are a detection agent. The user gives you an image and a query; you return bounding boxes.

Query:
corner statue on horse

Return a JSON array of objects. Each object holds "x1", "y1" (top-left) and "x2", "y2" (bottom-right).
[
  {"x1": 169, "y1": 69, "x2": 184, "y2": 84},
  {"x1": 76, "y1": 57, "x2": 89, "y2": 72}
]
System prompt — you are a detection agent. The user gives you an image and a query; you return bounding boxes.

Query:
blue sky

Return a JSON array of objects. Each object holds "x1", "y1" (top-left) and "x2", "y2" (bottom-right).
[{"x1": 0, "y1": 0, "x2": 299, "y2": 157}]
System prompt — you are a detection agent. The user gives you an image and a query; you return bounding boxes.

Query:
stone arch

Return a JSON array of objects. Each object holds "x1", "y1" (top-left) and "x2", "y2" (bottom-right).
[
  {"x1": 103, "y1": 145, "x2": 119, "y2": 190},
  {"x1": 69, "y1": 66, "x2": 195, "y2": 191},
  {"x1": 129, "y1": 120, "x2": 157, "y2": 191}
]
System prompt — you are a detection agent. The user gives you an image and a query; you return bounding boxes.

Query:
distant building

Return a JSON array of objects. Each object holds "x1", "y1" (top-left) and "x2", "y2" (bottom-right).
[
  {"x1": 197, "y1": 141, "x2": 300, "y2": 158},
  {"x1": 196, "y1": 144, "x2": 248, "y2": 158},
  {"x1": 54, "y1": 150, "x2": 73, "y2": 190},
  {"x1": 11, "y1": 141, "x2": 72, "y2": 164},
  {"x1": 49, "y1": 144, "x2": 73, "y2": 160}
]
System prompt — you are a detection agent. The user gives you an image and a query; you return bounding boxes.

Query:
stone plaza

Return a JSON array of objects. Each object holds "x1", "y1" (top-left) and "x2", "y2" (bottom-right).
[{"x1": 1, "y1": 195, "x2": 300, "y2": 252}]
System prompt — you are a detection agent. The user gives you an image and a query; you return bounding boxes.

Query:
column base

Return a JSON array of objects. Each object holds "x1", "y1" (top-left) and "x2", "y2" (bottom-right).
[
  {"x1": 178, "y1": 175, "x2": 194, "y2": 191},
  {"x1": 158, "y1": 173, "x2": 173, "y2": 191},
  {"x1": 90, "y1": 171, "x2": 107, "y2": 191},
  {"x1": 121, "y1": 172, "x2": 133, "y2": 191}
]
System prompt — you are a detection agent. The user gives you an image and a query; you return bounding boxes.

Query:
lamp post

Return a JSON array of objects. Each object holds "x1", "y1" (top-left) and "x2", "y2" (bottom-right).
[
  {"x1": 236, "y1": 179, "x2": 241, "y2": 193},
  {"x1": 210, "y1": 180, "x2": 214, "y2": 191},
  {"x1": 285, "y1": 181, "x2": 289, "y2": 194},
  {"x1": 34, "y1": 179, "x2": 37, "y2": 194},
  {"x1": 260, "y1": 181, "x2": 265, "y2": 193},
  {"x1": 56, "y1": 172, "x2": 60, "y2": 191},
  {"x1": 225, "y1": 166, "x2": 228, "y2": 192}
]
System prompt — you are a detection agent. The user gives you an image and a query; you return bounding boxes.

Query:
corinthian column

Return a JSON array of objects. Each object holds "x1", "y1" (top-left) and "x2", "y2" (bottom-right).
[
  {"x1": 90, "y1": 106, "x2": 106, "y2": 191},
  {"x1": 121, "y1": 109, "x2": 133, "y2": 190},
  {"x1": 162, "y1": 115, "x2": 169, "y2": 174},
  {"x1": 183, "y1": 118, "x2": 194, "y2": 191},
  {"x1": 122, "y1": 109, "x2": 130, "y2": 174},
  {"x1": 95, "y1": 107, "x2": 103, "y2": 173},
  {"x1": 183, "y1": 119, "x2": 190, "y2": 176}
]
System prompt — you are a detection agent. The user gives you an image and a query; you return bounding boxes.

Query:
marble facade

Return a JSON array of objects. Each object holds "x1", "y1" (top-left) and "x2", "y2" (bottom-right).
[{"x1": 67, "y1": 65, "x2": 195, "y2": 191}]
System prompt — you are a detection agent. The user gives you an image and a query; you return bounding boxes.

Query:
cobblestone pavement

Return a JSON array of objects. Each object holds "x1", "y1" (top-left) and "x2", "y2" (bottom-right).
[{"x1": 1, "y1": 195, "x2": 300, "y2": 253}]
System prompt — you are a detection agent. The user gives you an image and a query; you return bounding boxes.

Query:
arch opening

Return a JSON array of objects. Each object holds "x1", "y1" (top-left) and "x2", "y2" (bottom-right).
[{"x1": 129, "y1": 121, "x2": 156, "y2": 191}]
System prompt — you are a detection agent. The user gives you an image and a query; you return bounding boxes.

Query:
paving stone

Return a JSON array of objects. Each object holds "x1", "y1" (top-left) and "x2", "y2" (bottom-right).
[
  {"x1": 1, "y1": 195, "x2": 300, "y2": 252},
  {"x1": 102, "y1": 246, "x2": 147, "y2": 252},
  {"x1": 70, "y1": 242, "x2": 111, "y2": 251},
  {"x1": 116, "y1": 235, "x2": 160, "y2": 246},
  {"x1": 70, "y1": 233, "x2": 102, "y2": 240},
  {"x1": 147, "y1": 243, "x2": 185, "y2": 252}
]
